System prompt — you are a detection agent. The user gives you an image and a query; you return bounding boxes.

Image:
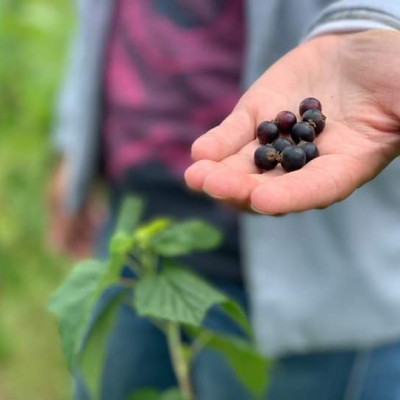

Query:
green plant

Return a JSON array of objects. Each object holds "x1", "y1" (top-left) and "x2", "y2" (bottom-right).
[{"x1": 48, "y1": 197, "x2": 270, "y2": 400}]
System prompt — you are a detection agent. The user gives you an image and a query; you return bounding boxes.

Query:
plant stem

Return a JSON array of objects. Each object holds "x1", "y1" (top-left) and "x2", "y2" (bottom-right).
[{"x1": 166, "y1": 322, "x2": 193, "y2": 400}]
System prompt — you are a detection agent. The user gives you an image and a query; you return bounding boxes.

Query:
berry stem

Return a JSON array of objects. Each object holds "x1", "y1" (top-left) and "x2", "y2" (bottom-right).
[{"x1": 166, "y1": 322, "x2": 194, "y2": 400}]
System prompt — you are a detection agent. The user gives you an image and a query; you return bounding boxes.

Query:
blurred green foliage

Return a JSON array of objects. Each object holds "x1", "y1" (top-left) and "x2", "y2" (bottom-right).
[{"x1": 0, "y1": 0, "x2": 75, "y2": 399}]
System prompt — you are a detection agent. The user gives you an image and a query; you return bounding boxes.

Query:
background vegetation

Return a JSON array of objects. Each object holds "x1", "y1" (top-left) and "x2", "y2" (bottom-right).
[{"x1": 0, "y1": 1, "x2": 75, "y2": 399}]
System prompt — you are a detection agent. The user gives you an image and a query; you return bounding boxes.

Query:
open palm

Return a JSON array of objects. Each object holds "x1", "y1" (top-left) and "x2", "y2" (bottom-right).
[{"x1": 185, "y1": 30, "x2": 400, "y2": 214}]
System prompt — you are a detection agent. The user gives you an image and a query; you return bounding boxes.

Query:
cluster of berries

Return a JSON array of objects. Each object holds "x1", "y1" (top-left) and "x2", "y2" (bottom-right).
[{"x1": 254, "y1": 97, "x2": 326, "y2": 172}]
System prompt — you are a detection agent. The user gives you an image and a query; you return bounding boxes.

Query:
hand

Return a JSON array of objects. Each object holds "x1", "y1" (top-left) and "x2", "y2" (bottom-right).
[
  {"x1": 47, "y1": 159, "x2": 105, "y2": 258},
  {"x1": 184, "y1": 30, "x2": 400, "y2": 214}
]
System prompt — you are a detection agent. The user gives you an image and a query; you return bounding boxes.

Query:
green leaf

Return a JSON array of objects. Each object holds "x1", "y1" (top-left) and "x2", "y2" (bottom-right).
[
  {"x1": 47, "y1": 259, "x2": 106, "y2": 368},
  {"x1": 128, "y1": 388, "x2": 182, "y2": 400},
  {"x1": 114, "y1": 195, "x2": 144, "y2": 235},
  {"x1": 78, "y1": 293, "x2": 125, "y2": 400},
  {"x1": 91, "y1": 257, "x2": 123, "y2": 306},
  {"x1": 134, "y1": 218, "x2": 171, "y2": 245},
  {"x1": 129, "y1": 389, "x2": 159, "y2": 400},
  {"x1": 108, "y1": 196, "x2": 145, "y2": 280},
  {"x1": 161, "y1": 388, "x2": 183, "y2": 400},
  {"x1": 134, "y1": 267, "x2": 227, "y2": 326},
  {"x1": 220, "y1": 300, "x2": 253, "y2": 339},
  {"x1": 109, "y1": 231, "x2": 133, "y2": 259},
  {"x1": 150, "y1": 220, "x2": 222, "y2": 257},
  {"x1": 206, "y1": 333, "x2": 270, "y2": 398}
]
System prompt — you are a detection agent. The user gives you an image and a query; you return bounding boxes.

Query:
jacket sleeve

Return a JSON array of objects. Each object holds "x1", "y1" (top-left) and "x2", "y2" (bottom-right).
[
  {"x1": 52, "y1": 29, "x2": 86, "y2": 154},
  {"x1": 51, "y1": 0, "x2": 114, "y2": 211},
  {"x1": 306, "y1": 0, "x2": 400, "y2": 40}
]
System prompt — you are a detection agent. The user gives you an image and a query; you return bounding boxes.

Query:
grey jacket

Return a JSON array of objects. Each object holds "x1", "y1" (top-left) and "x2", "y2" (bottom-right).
[{"x1": 54, "y1": 0, "x2": 400, "y2": 356}]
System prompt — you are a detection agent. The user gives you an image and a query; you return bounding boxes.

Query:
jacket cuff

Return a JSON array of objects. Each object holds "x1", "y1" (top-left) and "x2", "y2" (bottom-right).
[{"x1": 305, "y1": 7, "x2": 400, "y2": 41}]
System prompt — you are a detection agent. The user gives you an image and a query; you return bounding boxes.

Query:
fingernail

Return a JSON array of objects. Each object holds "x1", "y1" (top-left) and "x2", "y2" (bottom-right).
[
  {"x1": 203, "y1": 189, "x2": 225, "y2": 200},
  {"x1": 250, "y1": 204, "x2": 280, "y2": 215},
  {"x1": 250, "y1": 205, "x2": 264, "y2": 214}
]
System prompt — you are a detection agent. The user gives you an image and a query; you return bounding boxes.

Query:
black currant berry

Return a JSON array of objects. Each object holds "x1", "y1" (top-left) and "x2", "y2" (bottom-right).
[
  {"x1": 272, "y1": 137, "x2": 292, "y2": 153},
  {"x1": 291, "y1": 121, "x2": 315, "y2": 143},
  {"x1": 281, "y1": 145, "x2": 307, "y2": 172},
  {"x1": 256, "y1": 121, "x2": 279, "y2": 144},
  {"x1": 299, "y1": 142, "x2": 319, "y2": 162},
  {"x1": 274, "y1": 111, "x2": 297, "y2": 134},
  {"x1": 302, "y1": 109, "x2": 326, "y2": 134},
  {"x1": 254, "y1": 145, "x2": 278, "y2": 170},
  {"x1": 299, "y1": 97, "x2": 322, "y2": 116}
]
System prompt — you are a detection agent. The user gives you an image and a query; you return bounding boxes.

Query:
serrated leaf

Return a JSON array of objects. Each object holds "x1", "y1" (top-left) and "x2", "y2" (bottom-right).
[
  {"x1": 206, "y1": 333, "x2": 270, "y2": 398},
  {"x1": 150, "y1": 220, "x2": 222, "y2": 257},
  {"x1": 114, "y1": 196, "x2": 144, "y2": 235},
  {"x1": 134, "y1": 267, "x2": 227, "y2": 326},
  {"x1": 47, "y1": 259, "x2": 106, "y2": 368},
  {"x1": 220, "y1": 300, "x2": 253, "y2": 339},
  {"x1": 78, "y1": 292, "x2": 125, "y2": 400},
  {"x1": 129, "y1": 388, "x2": 159, "y2": 400}
]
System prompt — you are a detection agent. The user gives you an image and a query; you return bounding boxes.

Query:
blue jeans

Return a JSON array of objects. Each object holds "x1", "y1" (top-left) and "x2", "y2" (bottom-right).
[{"x1": 266, "y1": 340, "x2": 400, "y2": 400}]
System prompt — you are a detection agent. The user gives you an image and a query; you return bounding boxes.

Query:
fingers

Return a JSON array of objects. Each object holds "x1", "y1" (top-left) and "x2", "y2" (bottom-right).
[
  {"x1": 186, "y1": 137, "x2": 262, "y2": 186},
  {"x1": 250, "y1": 154, "x2": 365, "y2": 214},
  {"x1": 185, "y1": 159, "x2": 258, "y2": 205},
  {"x1": 47, "y1": 195, "x2": 104, "y2": 259},
  {"x1": 190, "y1": 87, "x2": 299, "y2": 164},
  {"x1": 186, "y1": 151, "x2": 370, "y2": 215},
  {"x1": 185, "y1": 159, "x2": 257, "y2": 204},
  {"x1": 191, "y1": 107, "x2": 256, "y2": 162},
  {"x1": 185, "y1": 160, "x2": 220, "y2": 191},
  {"x1": 48, "y1": 210, "x2": 98, "y2": 259},
  {"x1": 203, "y1": 167, "x2": 259, "y2": 203}
]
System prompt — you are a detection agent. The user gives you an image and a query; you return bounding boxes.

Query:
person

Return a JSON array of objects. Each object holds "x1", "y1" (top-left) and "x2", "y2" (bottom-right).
[
  {"x1": 185, "y1": 3, "x2": 400, "y2": 400},
  {"x1": 49, "y1": 0, "x2": 400, "y2": 399}
]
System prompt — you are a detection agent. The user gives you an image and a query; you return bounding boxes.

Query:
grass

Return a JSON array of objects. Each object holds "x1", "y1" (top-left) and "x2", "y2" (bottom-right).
[{"x1": 0, "y1": 1, "x2": 76, "y2": 399}]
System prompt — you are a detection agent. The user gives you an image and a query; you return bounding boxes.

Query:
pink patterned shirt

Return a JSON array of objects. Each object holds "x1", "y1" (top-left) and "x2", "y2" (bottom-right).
[{"x1": 102, "y1": 0, "x2": 244, "y2": 183}]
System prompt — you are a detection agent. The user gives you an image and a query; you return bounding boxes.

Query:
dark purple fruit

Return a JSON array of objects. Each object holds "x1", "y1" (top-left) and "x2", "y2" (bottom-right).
[
  {"x1": 302, "y1": 109, "x2": 326, "y2": 134},
  {"x1": 256, "y1": 121, "x2": 279, "y2": 144},
  {"x1": 299, "y1": 142, "x2": 319, "y2": 162},
  {"x1": 299, "y1": 97, "x2": 322, "y2": 116},
  {"x1": 281, "y1": 145, "x2": 307, "y2": 172},
  {"x1": 272, "y1": 137, "x2": 292, "y2": 153},
  {"x1": 291, "y1": 121, "x2": 315, "y2": 143},
  {"x1": 274, "y1": 111, "x2": 297, "y2": 134},
  {"x1": 254, "y1": 145, "x2": 278, "y2": 170}
]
